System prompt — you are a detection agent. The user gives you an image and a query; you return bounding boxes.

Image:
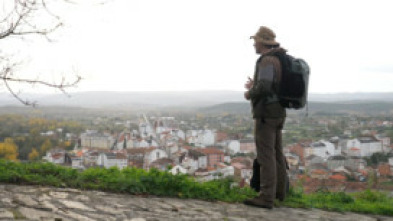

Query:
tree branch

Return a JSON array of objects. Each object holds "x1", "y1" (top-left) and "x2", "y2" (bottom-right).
[{"x1": 1, "y1": 0, "x2": 83, "y2": 106}]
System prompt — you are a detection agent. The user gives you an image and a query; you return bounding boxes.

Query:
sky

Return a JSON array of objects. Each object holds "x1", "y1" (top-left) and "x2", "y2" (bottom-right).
[{"x1": 4, "y1": 0, "x2": 393, "y2": 94}]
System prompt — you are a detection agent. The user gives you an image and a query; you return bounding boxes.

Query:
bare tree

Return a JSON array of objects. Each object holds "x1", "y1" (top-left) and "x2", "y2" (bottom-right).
[{"x1": 0, "y1": 0, "x2": 82, "y2": 106}]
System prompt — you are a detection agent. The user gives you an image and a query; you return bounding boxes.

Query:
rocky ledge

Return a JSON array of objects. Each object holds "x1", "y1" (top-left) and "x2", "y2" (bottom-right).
[{"x1": 0, "y1": 184, "x2": 392, "y2": 221}]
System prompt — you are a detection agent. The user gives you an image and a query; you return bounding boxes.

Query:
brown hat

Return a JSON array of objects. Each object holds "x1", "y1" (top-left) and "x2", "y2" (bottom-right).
[{"x1": 250, "y1": 26, "x2": 280, "y2": 46}]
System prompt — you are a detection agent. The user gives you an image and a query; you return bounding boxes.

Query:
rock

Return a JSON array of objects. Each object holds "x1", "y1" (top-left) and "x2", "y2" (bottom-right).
[
  {"x1": 59, "y1": 200, "x2": 95, "y2": 211},
  {"x1": 0, "y1": 184, "x2": 392, "y2": 221},
  {"x1": 0, "y1": 208, "x2": 14, "y2": 219}
]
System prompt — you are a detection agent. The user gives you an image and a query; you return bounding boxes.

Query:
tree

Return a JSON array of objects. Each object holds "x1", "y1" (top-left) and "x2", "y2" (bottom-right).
[
  {"x1": 1, "y1": 0, "x2": 81, "y2": 106},
  {"x1": 28, "y1": 148, "x2": 40, "y2": 161},
  {"x1": 0, "y1": 138, "x2": 19, "y2": 161},
  {"x1": 40, "y1": 138, "x2": 52, "y2": 155}
]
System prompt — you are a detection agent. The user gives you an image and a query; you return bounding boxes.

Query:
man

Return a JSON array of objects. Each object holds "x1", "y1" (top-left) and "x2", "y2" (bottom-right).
[{"x1": 243, "y1": 26, "x2": 288, "y2": 209}]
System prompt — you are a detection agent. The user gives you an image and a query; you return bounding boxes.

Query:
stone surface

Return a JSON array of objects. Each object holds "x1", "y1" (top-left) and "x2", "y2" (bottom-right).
[{"x1": 0, "y1": 184, "x2": 392, "y2": 221}]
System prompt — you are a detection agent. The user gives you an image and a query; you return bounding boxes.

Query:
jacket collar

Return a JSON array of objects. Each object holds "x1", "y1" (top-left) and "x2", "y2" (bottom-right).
[{"x1": 262, "y1": 47, "x2": 287, "y2": 57}]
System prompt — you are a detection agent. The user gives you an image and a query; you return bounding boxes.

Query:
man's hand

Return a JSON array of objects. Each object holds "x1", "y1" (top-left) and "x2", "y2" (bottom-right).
[
  {"x1": 244, "y1": 77, "x2": 254, "y2": 89},
  {"x1": 244, "y1": 91, "x2": 251, "y2": 100}
]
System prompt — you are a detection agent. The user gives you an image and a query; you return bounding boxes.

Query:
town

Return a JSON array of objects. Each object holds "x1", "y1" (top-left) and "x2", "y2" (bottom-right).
[{"x1": 22, "y1": 108, "x2": 392, "y2": 194}]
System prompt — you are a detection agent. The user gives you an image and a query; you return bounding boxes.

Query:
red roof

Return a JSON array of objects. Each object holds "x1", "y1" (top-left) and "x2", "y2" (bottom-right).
[
  {"x1": 329, "y1": 174, "x2": 347, "y2": 181},
  {"x1": 126, "y1": 147, "x2": 156, "y2": 154},
  {"x1": 196, "y1": 148, "x2": 224, "y2": 155},
  {"x1": 231, "y1": 162, "x2": 246, "y2": 169},
  {"x1": 51, "y1": 153, "x2": 63, "y2": 159},
  {"x1": 182, "y1": 146, "x2": 193, "y2": 150},
  {"x1": 76, "y1": 151, "x2": 83, "y2": 157},
  {"x1": 311, "y1": 169, "x2": 328, "y2": 175}
]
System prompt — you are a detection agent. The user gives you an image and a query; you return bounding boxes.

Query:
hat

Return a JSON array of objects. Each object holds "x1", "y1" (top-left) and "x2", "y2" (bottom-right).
[{"x1": 250, "y1": 26, "x2": 280, "y2": 46}]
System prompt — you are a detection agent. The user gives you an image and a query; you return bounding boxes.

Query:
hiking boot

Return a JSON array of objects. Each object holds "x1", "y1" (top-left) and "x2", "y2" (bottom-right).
[{"x1": 243, "y1": 196, "x2": 273, "y2": 209}]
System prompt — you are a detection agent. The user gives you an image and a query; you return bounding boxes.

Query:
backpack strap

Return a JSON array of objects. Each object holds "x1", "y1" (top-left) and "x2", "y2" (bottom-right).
[{"x1": 264, "y1": 51, "x2": 287, "y2": 104}]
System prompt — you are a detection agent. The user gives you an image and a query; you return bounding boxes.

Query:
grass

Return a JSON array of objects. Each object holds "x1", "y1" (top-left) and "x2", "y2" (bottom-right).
[
  {"x1": 281, "y1": 186, "x2": 393, "y2": 216},
  {"x1": 1, "y1": 159, "x2": 392, "y2": 216},
  {"x1": 0, "y1": 159, "x2": 256, "y2": 202}
]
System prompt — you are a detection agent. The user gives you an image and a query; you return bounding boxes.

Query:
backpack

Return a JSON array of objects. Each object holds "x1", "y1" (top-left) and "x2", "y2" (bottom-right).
[{"x1": 273, "y1": 52, "x2": 310, "y2": 109}]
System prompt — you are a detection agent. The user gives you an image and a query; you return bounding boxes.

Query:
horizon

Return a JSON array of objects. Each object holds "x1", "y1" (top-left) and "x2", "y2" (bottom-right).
[{"x1": 2, "y1": 90, "x2": 393, "y2": 95}]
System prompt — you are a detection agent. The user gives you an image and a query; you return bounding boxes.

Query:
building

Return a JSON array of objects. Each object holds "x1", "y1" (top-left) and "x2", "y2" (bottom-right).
[
  {"x1": 327, "y1": 155, "x2": 347, "y2": 170},
  {"x1": 239, "y1": 139, "x2": 256, "y2": 154},
  {"x1": 375, "y1": 134, "x2": 391, "y2": 152},
  {"x1": 305, "y1": 155, "x2": 324, "y2": 167},
  {"x1": 227, "y1": 140, "x2": 240, "y2": 155},
  {"x1": 71, "y1": 156, "x2": 84, "y2": 169},
  {"x1": 194, "y1": 148, "x2": 225, "y2": 168},
  {"x1": 183, "y1": 149, "x2": 208, "y2": 171},
  {"x1": 44, "y1": 149, "x2": 71, "y2": 165},
  {"x1": 346, "y1": 136, "x2": 383, "y2": 157},
  {"x1": 305, "y1": 140, "x2": 335, "y2": 160},
  {"x1": 285, "y1": 152, "x2": 300, "y2": 168},
  {"x1": 80, "y1": 130, "x2": 114, "y2": 149},
  {"x1": 97, "y1": 152, "x2": 128, "y2": 169},
  {"x1": 345, "y1": 156, "x2": 366, "y2": 171},
  {"x1": 378, "y1": 163, "x2": 392, "y2": 177},
  {"x1": 149, "y1": 158, "x2": 174, "y2": 171},
  {"x1": 115, "y1": 131, "x2": 135, "y2": 150},
  {"x1": 170, "y1": 165, "x2": 188, "y2": 175},
  {"x1": 126, "y1": 147, "x2": 168, "y2": 169}
]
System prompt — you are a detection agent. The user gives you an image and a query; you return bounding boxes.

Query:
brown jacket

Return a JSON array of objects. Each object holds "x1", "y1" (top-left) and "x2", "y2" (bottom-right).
[{"x1": 249, "y1": 48, "x2": 286, "y2": 119}]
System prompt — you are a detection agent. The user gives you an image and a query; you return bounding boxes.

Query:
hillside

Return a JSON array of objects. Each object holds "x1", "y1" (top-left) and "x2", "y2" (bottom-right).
[
  {"x1": 199, "y1": 101, "x2": 393, "y2": 115},
  {"x1": 1, "y1": 91, "x2": 393, "y2": 108}
]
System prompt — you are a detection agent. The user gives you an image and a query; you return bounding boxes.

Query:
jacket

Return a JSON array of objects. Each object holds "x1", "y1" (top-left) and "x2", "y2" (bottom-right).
[{"x1": 249, "y1": 47, "x2": 286, "y2": 119}]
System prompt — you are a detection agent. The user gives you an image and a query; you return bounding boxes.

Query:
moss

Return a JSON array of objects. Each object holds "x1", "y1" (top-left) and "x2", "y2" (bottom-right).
[{"x1": 9, "y1": 209, "x2": 26, "y2": 219}]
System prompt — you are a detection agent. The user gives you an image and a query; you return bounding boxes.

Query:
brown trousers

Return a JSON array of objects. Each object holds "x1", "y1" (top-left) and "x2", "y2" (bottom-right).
[{"x1": 254, "y1": 117, "x2": 287, "y2": 204}]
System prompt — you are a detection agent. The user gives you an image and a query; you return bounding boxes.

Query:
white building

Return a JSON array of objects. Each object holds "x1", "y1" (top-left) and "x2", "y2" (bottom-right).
[
  {"x1": 80, "y1": 131, "x2": 114, "y2": 149},
  {"x1": 218, "y1": 165, "x2": 235, "y2": 177},
  {"x1": 305, "y1": 140, "x2": 335, "y2": 159},
  {"x1": 227, "y1": 140, "x2": 240, "y2": 154},
  {"x1": 45, "y1": 152, "x2": 65, "y2": 164},
  {"x1": 126, "y1": 147, "x2": 168, "y2": 169},
  {"x1": 97, "y1": 152, "x2": 128, "y2": 169},
  {"x1": 183, "y1": 149, "x2": 208, "y2": 170},
  {"x1": 375, "y1": 134, "x2": 391, "y2": 152},
  {"x1": 186, "y1": 130, "x2": 216, "y2": 147},
  {"x1": 139, "y1": 123, "x2": 154, "y2": 138},
  {"x1": 172, "y1": 129, "x2": 185, "y2": 141},
  {"x1": 71, "y1": 156, "x2": 84, "y2": 169},
  {"x1": 170, "y1": 165, "x2": 188, "y2": 175},
  {"x1": 115, "y1": 132, "x2": 136, "y2": 150},
  {"x1": 346, "y1": 136, "x2": 383, "y2": 157},
  {"x1": 198, "y1": 130, "x2": 215, "y2": 146}
]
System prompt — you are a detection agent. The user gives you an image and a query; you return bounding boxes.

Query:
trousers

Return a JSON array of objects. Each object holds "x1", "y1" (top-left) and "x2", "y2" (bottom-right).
[{"x1": 254, "y1": 117, "x2": 287, "y2": 203}]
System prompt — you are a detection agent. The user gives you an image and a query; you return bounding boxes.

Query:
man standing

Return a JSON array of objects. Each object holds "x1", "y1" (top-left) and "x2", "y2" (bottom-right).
[{"x1": 243, "y1": 26, "x2": 287, "y2": 209}]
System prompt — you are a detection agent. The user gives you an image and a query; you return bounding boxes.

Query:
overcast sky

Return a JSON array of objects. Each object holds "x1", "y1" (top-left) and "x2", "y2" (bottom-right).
[{"x1": 6, "y1": 0, "x2": 393, "y2": 94}]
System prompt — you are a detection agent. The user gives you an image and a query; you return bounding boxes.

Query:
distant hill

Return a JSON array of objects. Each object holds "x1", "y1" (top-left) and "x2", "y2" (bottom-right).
[
  {"x1": 1, "y1": 91, "x2": 393, "y2": 110},
  {"x1": 200, "y1": 102, "x2": 251, "y2": 114},
  {"x1": 199, "y1": 101, "x2": 393, "y2": 115},
  {"x1": 0, "y1": 91, "x2": 244, "y2": 108}
]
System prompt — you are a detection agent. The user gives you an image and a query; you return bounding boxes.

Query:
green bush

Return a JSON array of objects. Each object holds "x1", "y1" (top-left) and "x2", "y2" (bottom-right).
[
  {"x1": 0, "y1": 160, "x2": 256, "y2": 202},
  {"x1": 283, "y1": 185, "x2": 393, "y2": 216}
]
